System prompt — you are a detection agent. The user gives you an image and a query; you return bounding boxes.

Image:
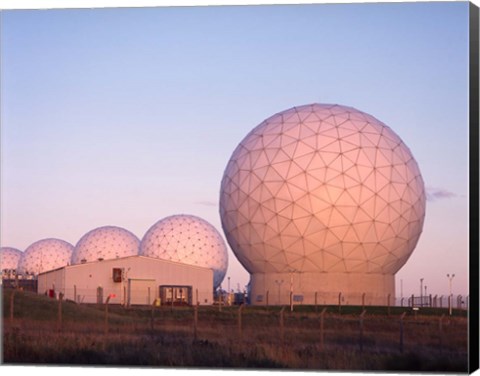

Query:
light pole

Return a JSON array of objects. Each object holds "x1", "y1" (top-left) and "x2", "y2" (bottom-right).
[
  {"x1": 400, "y1": 279, "x2": 403, "y2": 300},
  {"x1": 447, "y1": 274, "x2": 455, "y2": 315},
  {"x1": 275, "y1": 280, "x2": 284, "y2": 305},
  {"x1": 420, "y1": 278, "x2": 424, "y2": 306},
  {"x1": 227, "y1": 277, "x2": 231, "y2": 305},
  {"x1": 289, "y1": 270, "x2": 294, "y2": 312}
]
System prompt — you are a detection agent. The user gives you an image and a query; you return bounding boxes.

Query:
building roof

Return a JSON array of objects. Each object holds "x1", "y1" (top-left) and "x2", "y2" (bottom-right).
[{"x1": 38, "y1": 254, "x2": 214, "y2": 276}]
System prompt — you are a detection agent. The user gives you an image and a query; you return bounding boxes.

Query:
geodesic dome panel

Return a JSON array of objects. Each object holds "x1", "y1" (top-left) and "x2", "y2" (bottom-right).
[
  {"x1": 71, "y1": 226, "x2": 140, "y2": 264},
  {"x1": 17, "y1": 239, "x2": 74, "y2": 276},
  {"x1": 140, "y1": 214, "x2": 228, "y2": 289},
  {"x1": 220, "y1": 103, "x2": 426, "y2": 275},
  {"x1": 0, "y1": 247, "x2": 22, "y2": 272}
]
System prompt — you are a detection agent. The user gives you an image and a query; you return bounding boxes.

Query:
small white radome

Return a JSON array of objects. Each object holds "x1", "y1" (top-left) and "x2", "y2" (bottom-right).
[
  {"x1": 17, "y1": 239, "x2": 74, "y2": 276},
  {"x1": 140, "y1": 214, "x2": 228, "y2": 289},
  {"x1": 71, "y1": 226, "x2": 140, "y2": 264}
]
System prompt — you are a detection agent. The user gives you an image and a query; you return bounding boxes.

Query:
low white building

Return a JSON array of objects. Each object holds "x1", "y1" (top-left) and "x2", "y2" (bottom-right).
[{"x1": 37, "y1": 255, "x2": 214, "y2": 306}]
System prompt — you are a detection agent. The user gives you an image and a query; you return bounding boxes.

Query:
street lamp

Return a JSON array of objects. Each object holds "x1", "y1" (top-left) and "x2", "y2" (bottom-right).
[
  {"x1": 289, "y1": 270, "x2": 295, "y2": 312},
  {"x1": 447, "y1": 274, "x2": 455, "y2": 315},
  {"x1": 420, "y1": 278, "x2": 424, "y2": 306},
  {"x1": 227, "y1": 277, "x2": 231, "y2": 305}
]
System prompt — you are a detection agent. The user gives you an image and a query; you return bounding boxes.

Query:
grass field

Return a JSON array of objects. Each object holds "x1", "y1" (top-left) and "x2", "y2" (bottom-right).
[{"x1": 1, "y1": 288, "x2": 469, "y2": 372}]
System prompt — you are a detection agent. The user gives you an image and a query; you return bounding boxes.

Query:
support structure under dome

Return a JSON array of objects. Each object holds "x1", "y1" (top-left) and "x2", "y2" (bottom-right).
[{"x1": 250, "y1": 271, "x2": 395, "y2": 306}]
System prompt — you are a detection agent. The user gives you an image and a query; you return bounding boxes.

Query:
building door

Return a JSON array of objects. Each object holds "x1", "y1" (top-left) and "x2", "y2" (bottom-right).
[
  {"x1": 127, "y1": 279, "x2": 157, "y2": 306},
  {"x1": 159, "y1": 285, "x2": 192, "y2": 306}
]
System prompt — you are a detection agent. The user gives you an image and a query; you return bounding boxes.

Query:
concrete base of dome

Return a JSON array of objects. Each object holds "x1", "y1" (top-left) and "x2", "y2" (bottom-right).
[{"x1": 249, "y1": 272, "x2": 395, "y2": 306}]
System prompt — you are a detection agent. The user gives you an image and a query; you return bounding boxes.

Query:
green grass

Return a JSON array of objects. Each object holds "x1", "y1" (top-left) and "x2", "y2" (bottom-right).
[
  {"x1": 2, "y1": 289, "x2": 134, "y2": 324},
  {"x1": 1, "y1": 288, "x2": 466, "y2": 322},
  {"x1": 252, "y1": 302, "x2": 467, "y2": 317}
]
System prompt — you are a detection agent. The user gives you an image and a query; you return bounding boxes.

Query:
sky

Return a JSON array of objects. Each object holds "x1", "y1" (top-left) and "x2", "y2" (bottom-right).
[{"x1": 0, "y1": 0, "x2": 472, "y2": 300}]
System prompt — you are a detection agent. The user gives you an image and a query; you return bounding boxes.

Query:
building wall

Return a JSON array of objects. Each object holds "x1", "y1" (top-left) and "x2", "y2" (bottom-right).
[
  {"x1": 38, "y1": 256, "x2": 213, "y2": 305},
  {"x1": 38, "y1": 268, "x2": 65, "y2": 296}
]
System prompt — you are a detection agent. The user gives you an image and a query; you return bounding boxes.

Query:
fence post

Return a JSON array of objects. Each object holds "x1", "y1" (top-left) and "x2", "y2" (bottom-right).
[
  {"x1": 359, "y1": 310, "x2": 366, "y2": 352},
  {"x1": 280, "y1": 306, "x2": 286, "y2": 346},
  {"x1": 411, "y1": 294, "x2": 415, "y2": 308},
  {"x1": 387, "y1": 294, "x2": 391, "y2": 316},
  {"x1": 10, "y1": 289, "x2": 15, "y2": 325},
  {"x1": 338, "y1": 292, "x2": 342, "y2": 314},
  {"x1": 150, "y1": 301, "x2": 155, "y2": 332},
  {"x1": 104, "y1": 295, "x2": 111, "y2": 335},
  {"x1": 315, "y1": 292, "x2": 318, "y2": 313},
  {"x1": 399, "y1": 312, "x2": 406, "y2": 353},
  {"x1": 238, "y1": 304, "x2": 244, "y2": 342},
  {"x1": 193, "y1": 303, "x2": 198, "y2": 341},
  {"x1": 266, "y1": 290, "x2": 269, "y2": 308},
  {"x1": 57, "y1": 293, "x2": 63, "y2": 332},
  {"x1": 319, "y1": 307, "x2": 327, "y2": 351},
  {"x1": 74, "y1": 285, "x2": 77, "y2": 303},
  {"x1": 362, "y1": 293, "x2": 365, "y2": 311},
  {"x1": 438, "y1": 313, "x2": 445, "y2": 351}
]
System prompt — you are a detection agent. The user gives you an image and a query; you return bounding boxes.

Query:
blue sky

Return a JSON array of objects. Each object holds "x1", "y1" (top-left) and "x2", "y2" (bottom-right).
[{"x1": 1, "y1": 1, "x2": 471, "y2": 298}]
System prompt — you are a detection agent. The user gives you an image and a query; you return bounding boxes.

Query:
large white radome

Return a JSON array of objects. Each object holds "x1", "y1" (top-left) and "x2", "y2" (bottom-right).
[
  {"x1": 220, "y1": 103, "x2": 425, "y2": 300},
  {"x1": 17, "y1": 239, "x2": 74, "y2": 276},
  {"x1": 140, "y1": 214, "x2": 228, "y2": 289},
  {"x1": 71, "y1": 226, "x2": 140, "y2": 264}
]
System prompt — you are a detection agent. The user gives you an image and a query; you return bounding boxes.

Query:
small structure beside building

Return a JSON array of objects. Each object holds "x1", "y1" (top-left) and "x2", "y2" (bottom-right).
[{"x1": 37, "y1": 255, "x2": 213, "y2": 306}]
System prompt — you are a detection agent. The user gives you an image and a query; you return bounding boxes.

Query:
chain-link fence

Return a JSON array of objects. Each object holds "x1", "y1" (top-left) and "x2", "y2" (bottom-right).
[{"x1": 242, "y1": 290, "x2": 469, "y2": 310}]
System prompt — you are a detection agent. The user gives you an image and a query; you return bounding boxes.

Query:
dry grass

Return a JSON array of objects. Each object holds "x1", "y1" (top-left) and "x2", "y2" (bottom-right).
[{"x1": 1, "y1": 288, "x2": 469, "y2": 371}]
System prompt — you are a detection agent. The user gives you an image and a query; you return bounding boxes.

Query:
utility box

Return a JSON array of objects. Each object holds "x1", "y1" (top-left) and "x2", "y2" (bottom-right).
[{"x1": 112, "y1": 268, "x2": 122, "y2": 283}]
